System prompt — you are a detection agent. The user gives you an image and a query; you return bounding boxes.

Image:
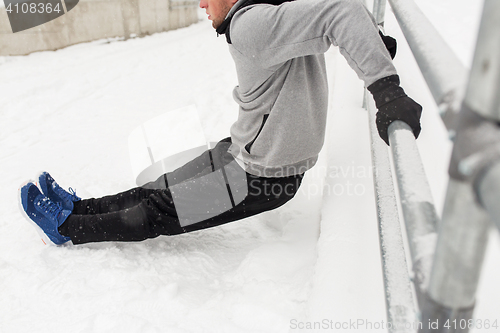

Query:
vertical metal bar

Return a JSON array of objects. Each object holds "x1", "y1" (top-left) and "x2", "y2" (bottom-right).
[
  {"x1": 387, "y1": 0, "x2": 467, "y2": 131},
  {"x1": 421, "y1": 1, "x2": 499, "y2": 331},
  {"x1": 464, "y1": 0, "x2": 500, "y2": 233},
  {"x1": 367, "y1": 92, "x2": 418, "y2": 333},
  {"x1": 461, "y1": 0, "x2": 500, "y2": 233},
  {"x1": 478, "y1": 162, "x2": 500, "y2": 232},
  {"x1": 464, "y1": 0, "x2": 500, "y2": 121},
  {"x1": 372, "y1": 0, "x2": 387, "y2": 27},
  {"x1": 421, "y1": 180, "x2": 490, "y2": 333},
  {"x1": 387, "y1": 121, "x2": 439, "y2": 308},
  {"x1": 363, "y1": 0, "x2": 387, "y2": 109},
  {"x1": 430, "y1": 181, "x2": 490, "y2": 307}
]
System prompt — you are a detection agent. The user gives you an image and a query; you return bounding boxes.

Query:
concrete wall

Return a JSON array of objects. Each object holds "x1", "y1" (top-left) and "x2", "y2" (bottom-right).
[{"x1": 0, "y1": 0, "x2": 199, "y2": 56}]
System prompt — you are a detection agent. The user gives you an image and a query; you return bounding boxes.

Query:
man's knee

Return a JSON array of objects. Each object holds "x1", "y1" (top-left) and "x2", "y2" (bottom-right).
[{"x1": 142, "y1": 174, "x2": 168, "y2": 190}]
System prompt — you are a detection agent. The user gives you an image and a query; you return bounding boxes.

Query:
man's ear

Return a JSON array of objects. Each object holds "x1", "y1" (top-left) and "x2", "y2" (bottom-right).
[{"x1": 230, "y1": 0, "x2": 238, "y2": 5}]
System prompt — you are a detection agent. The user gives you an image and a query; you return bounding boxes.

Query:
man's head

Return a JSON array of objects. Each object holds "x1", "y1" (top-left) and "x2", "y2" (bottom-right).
[{"x1": 200, "y1": 0, "x2": 238, "y2": 29}]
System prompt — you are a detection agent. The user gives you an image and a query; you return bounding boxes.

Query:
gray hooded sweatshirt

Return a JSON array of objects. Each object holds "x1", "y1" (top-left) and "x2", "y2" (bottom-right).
[{"x1": 226, "y1": 0, "x2": 397, "y2": 177}]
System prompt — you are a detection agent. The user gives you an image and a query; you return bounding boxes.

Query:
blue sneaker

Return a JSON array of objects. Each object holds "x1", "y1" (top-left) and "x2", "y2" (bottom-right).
[
  {"x1": 20, "y1": 182, "x2": 72, "y2": 245},
  {"x1": 38, "y1": 172, "x2": 80, "y2": 211}
]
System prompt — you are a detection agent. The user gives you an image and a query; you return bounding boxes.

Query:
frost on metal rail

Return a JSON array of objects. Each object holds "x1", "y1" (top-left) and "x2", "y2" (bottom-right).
[
  {"x1": 364, "y1": 0, "x2": 442, "y2": 329},
  {"x1": 366, "y1": 94, "x2": 418, "y2": 333},
  {"x1": 370, "y1": 0, "x2": 442, "y2": 294}
]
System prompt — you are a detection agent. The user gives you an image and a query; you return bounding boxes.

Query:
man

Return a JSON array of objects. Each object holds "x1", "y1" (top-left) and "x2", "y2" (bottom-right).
[{"x1": 20, "y1": 0, "x2": 421, "y2": 246}]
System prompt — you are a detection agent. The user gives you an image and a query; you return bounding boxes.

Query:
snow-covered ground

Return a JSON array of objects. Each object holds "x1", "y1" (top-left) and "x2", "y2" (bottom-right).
[{"x1": 0, "y1": 1, "x2": 498, "y2": 332}]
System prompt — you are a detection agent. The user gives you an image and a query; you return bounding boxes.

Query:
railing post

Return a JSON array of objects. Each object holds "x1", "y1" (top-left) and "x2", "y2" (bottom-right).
[
  {"x1": 463, "y1": 0, "x2": 500, "y2": 233},
  {"x1": 420, "y1": 1, "x2": 499, "y2": 331},
  {"x1": 363, "y1": 0, "x2": 386, "y2": 110},
  {"x1": 478, "y1": 163, "x2": 500, "y2": 232},
  {"x1": 420, "y1": 180, "x2": 490, "y2": 333},
  {"x1": 372, "y1": 0, "x2": 387, "y2": 27}
]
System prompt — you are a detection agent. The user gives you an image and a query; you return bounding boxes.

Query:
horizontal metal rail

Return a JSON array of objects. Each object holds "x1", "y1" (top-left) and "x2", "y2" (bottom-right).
[
  {"x1": 368, "y1": 0, "x2": 441, "y2": 314},
  {"x1": 367, "y1": 93, "x2": 418, "y2": 333},
  {"x1": 386, "y1": 120, "x2": 439, "y2": 307}
]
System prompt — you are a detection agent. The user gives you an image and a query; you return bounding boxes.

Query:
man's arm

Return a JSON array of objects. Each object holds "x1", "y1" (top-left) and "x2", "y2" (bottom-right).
[
  {"x1": 230, "y1": 0, "x2": 422, "y2": 145},
  {"x1": 230, "y1": 0, "x2": 396, "y2": 86}
]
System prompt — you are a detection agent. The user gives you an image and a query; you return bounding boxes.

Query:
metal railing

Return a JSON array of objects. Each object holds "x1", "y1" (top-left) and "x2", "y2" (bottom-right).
[
  {"x1": 367, "y1": 94, "x2": 418, "y2": 332},
  {"x1": 386, "y1": 0, "x2": 468, "y2": 132},
  {"x1": 365, "y1": 0, "x2": 500, "y2": 332}
]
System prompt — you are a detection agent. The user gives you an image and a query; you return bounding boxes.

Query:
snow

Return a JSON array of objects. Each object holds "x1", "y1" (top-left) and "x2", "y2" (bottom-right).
[
  {"x1": 1, "y1": 1, "x2": 499, "y2": 332},
  {"x1": 0, "y1": 16, "x2": 322, "y2": 333}
]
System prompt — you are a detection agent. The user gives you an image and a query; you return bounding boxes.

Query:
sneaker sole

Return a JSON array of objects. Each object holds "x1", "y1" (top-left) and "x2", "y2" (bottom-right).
[{"x1": 18, "y1": 180, "x2": 70, "y2": 246}]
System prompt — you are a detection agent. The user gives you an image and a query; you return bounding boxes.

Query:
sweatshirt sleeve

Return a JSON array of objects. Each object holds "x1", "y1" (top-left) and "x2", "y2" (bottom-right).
[{"x1": 229, "y1": 0, "x2": 397, "y2": 87}]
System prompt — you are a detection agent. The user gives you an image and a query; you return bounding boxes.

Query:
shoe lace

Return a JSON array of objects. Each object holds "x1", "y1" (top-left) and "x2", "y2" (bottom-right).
[
  {"x1": 36, "y1": 196, "x2": 63, "y2": 216},
  {"x1": 53, "y1": 183, "x2": 80, "y2": 201},
  {"x1": 67, "y1": 187, "x2": 80, "y2": 201}
]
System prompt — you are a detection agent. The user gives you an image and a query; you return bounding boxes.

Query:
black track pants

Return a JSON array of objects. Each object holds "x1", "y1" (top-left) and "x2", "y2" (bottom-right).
[{"x1": 59, "y1": 138, "x2": 304, "y2": 244}]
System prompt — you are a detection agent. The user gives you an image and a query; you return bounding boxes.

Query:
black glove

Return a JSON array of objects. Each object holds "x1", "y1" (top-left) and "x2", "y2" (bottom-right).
[{"x1": 368, "y1": 75, "x2": 422, "y2": 146}]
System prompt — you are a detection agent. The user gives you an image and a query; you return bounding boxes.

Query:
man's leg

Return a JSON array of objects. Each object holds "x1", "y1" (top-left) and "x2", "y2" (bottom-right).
[
  {"x1": 71, "y1": 187, "x2": 157, "y2": 215},
  {"x1": 59, "y1": 171, "x2": 303, "y2": 244},
  {"x1": 58, "y1": 137, "x2": 304, "y2": 244},
  {"x1": 71, "y1": 138, "x2": 232, "y2": 216},
  {"x1": 180, "y1": 172, "x2": 304, "y2": 234}
]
